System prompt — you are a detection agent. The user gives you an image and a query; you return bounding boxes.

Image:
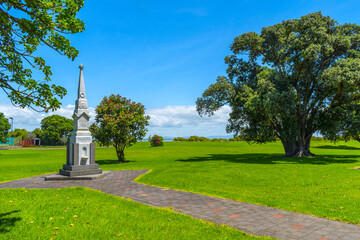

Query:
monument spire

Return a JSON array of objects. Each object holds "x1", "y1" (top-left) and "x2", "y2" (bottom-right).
[
  {"x1": 78, "y1": 64, "x2": 85, "y2": 99},
  {"x1": 51, "y1": 64, "x2": 103, "y2": 179}
]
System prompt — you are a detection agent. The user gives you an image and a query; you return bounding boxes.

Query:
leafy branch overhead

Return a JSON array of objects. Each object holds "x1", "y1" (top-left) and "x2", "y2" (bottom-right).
[
  {"x1": 0, "y1": 0, "x2": 85, "y2": 112},
  {"x1": 197, "y1": 12, "x2": 360, "y2": 157}
]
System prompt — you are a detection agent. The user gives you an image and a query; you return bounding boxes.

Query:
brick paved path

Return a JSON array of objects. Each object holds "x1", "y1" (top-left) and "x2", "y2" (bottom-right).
[{"x1": 0, "y1": 170, "x2": 359, "y2": 240}]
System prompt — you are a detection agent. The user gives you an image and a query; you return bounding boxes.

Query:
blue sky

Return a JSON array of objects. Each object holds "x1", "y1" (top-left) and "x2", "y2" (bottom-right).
[{"x1": 2, "y1": 0, "x2": 360, "y2": 137}]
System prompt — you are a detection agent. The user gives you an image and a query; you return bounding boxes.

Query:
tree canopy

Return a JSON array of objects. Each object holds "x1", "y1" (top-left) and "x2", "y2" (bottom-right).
[
  {"x1": 90, "y1": 94, "x2": 150, "y2": 162},
  {"x1": 11, "y1": 128, "x2": 28, "y2": 140},
  {"x1": 196, "y1": 12, "x2": 360, "y2": 157},
  {"x1": 0, "y1": 113, "x2": 11, "y2": 142},
  {"x1": 0, "y1": 0, "x2": 84, "y2": 112},
  {"x1": 41, "y1": 114, "x2": 73, "y2": 145},
  {"x1": 32, "y1": 128, "x2": 42, "y2": 138}
]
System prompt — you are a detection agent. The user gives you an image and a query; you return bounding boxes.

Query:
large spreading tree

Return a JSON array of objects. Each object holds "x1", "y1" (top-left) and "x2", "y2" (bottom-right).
[
  {"x1": 0, "y1": 0, "x2": 84, "y2": 112},
  {"x1": 196, "y1": 12, "x2": 360, "y2": 157},
  {"x1": 41, "y1": 114, "x2": 73, "y2": 145},
  {"x1": 90, "y1": 94, "x2": 150, "y2": 162}
]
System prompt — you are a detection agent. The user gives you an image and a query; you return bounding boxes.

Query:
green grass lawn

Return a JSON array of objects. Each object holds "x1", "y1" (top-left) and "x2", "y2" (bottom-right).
[
  {"x1": 1, "y1": 141, "x2": 360, "y2": 226},
  {"x1": 0, "y1": 188, "x2": 268, "y2": 239}
]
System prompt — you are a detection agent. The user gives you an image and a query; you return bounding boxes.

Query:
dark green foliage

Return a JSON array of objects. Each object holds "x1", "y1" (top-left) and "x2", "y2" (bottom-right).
[
  {"x1": 32, "y1": 128, "x2": 43, "y2": 138},
  {"x1": 173, "y1": 137, "x2": 188, "y2": 142},
  {"x1": 10, "y1": 128, "x2": 28, "y2": 140},
  {"x1": 0, "y1": 0, "x2": 84, "y2": 111},
  {"x1": 40, "y1": 115, "x2": 73, "y2": 145},
  {"x1": 150, "y1": 135, "x2": 164, "y2": 147},
  {"x1": 197, "y1": 12, "x2": 360, "y2": 157},
  {"x1": 188, "y1": 136, "x2": 210, "y2": 142},
  {"x1": 320, "y1": 105, "x2": 360, "y2": 142},
  {"x1": 90, "y1": 94, "x2": 150, "y2": 162},
  {"x1": 0, "y1": 113, "x2": 10, "y2": 142},
  {"x1": 173, "y1": 136, "x2": 210, "y2": 142}
]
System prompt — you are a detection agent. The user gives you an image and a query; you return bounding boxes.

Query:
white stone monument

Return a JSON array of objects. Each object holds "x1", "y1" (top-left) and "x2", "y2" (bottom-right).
[{"x1": 59, "y1": 64, "x2": 102, "y2": 177}]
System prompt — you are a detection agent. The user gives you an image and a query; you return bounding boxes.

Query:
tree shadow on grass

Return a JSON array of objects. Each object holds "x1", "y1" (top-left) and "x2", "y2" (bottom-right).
[
  {"x1": 0, "y1": 210, "x2": 21, "y2": 233},
  {"x1": 313, "y1": 145, "x2": 360, "y2": 150},
  {"x1": 96, "y1": 159, "x2": 134, "y2": 165},
  {"x1": 176, "y1": 153, "x2": 359, "y2": 165}
]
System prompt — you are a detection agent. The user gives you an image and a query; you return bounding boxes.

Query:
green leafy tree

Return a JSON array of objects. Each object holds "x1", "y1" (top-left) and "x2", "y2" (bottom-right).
[
  {"x1": 32, "y1": 128, "x2": 43, "y2": 138},
  {"x1": 321, "y1": 106, "x2": 360, "y2": 142},
  {"x1": 0, "y1": 113, "x2": 11, "y2": 142},
  {"x1": 90, "y1": 94, "x2": 150, "y2": 162},
  {"x1": 41, "y1": 115, "x2": 73, "y2": 145},
  {"x1": 11, "y1": 128, "x2": 28, "y2": 140},
  {"x1": 197, "y1": 12, "x2": 360, "y2": 157},
  {"x1": 0, "y1": 0, "x2": 84, "y2": 112}
]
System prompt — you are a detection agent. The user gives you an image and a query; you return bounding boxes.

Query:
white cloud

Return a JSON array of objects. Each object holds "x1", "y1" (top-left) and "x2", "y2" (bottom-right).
[
  {"x1": 147, "y1": 105, "x2": 230, "y2": 127},
  {"x1": 0, "y1": 103, "x2": 232, "y2": 138},
  {"x1": 0, "y1": 103, "x2": 95, "y2": 131},
  {"x1": 146, "y1": 105, "x2": 231, "y2": 137}
]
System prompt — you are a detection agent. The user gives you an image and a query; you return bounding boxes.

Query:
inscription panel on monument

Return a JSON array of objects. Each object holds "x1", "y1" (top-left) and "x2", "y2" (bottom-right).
[
  {"x1": 79, "y1": 101, "x2": 87, "y2": 109},
  {"x1": 77, "y1": 137, "x2": 92, "y2": 143}
]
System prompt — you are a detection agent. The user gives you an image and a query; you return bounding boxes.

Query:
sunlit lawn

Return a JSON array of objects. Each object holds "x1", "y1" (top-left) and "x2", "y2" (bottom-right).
[
  {"x1": 1, "y1": 141, "x2": 359, "y2": 225},
  {"x1": 0, "y1": 188, "x2": 269, "y2": 239}
]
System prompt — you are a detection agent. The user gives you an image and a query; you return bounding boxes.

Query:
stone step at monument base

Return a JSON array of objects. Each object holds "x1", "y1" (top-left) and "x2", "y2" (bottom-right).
[
  {"x1": 59, "y1": 168, "x2": 102, "y2": 177},
  {"x1": 44, "y1": 171, "x2": 110, "y2": 181},
  {"x1": 62, "y1": 164, "x2": 100, "y2": 171}
]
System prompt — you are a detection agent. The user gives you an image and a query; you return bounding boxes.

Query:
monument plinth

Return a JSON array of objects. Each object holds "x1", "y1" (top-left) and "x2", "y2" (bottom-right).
[{"x1": 60, "y1": 65, "x2": 102, "y2": 177}]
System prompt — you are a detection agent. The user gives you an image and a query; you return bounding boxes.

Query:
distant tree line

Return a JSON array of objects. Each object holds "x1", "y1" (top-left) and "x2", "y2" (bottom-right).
[
  {"x1": 173, "y1": 136, "x2": 344, "y2": 142},
  {"x1": 0, "y1": 114, "x2": 73, "y2": 146},
  {"x1": 173, "y1": 136, "x2": 238, "y2": 142}
]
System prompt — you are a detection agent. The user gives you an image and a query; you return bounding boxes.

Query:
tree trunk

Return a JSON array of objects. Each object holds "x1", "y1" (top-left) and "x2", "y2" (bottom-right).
[
  {"x1": 281, "y1": 139, "x2": 315, "y2": 157},
  {"x1": 116, "y1": 147, "x2": 126, "y2": 162}
]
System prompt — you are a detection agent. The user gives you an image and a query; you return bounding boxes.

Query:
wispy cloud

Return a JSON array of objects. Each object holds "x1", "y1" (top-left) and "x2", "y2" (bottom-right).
[
  {"x1": 0, "y1": 103, "x2": 231, "y2": 138},
  {"x1": 177, "y1": 7, "x2": 208, "y2": 17},
  {"x1": 0, "y1": 104, "x2": 95, "y2": 131},
  {"x1": 147, "y1": 105, "x2": 229, "y2": 127}
]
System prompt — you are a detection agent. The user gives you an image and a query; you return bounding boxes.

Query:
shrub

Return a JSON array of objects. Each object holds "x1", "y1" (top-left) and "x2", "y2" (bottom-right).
[
  {"x1": 211, "y1": 138, "x2": 228, "y2": 142},
  {"x1": 150, "y1": 135, "x2": 164, "y2": 147},
  {"x1": 173, "y1": 137, "x2": 187, "y2": 142},
  {"x1": 188, "y1": 136, "x2": 209, "y2": 142}
]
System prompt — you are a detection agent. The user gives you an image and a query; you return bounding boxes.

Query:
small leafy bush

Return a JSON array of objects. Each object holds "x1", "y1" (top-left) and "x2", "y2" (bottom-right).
[
  {"x1": 188, "y1": 136, "x2": 209, "y2": 142},
  {"x1": 150, "y1": 135, "x2": 164, "y2": 147},
  {"x1": 173, "y1": 137, "x2": 187, "y2": 142}
]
